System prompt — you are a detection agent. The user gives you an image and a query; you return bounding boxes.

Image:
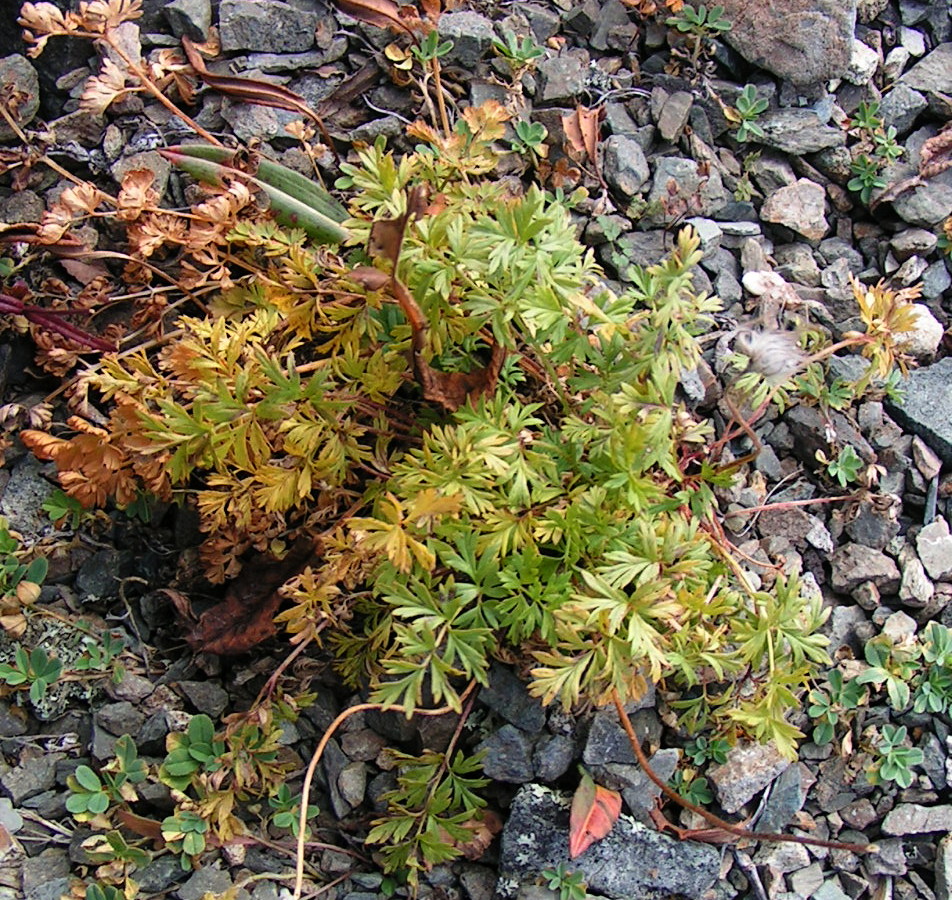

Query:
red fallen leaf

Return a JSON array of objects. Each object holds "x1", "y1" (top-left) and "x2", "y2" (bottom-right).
[
  {"x1": 174, "y1": 542, "x2": 313, "y2": 655},
  {"x1": 569, "y1": 772, "x2": 621, "y2": 858},
  {"x1": 115, "y1": 809, "x2": 165, "y2": 843}
]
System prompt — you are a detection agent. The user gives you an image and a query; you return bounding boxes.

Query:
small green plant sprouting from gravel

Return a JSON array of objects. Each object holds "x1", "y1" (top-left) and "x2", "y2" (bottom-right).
[
  {"x1": 0, "y1": 645, "x2": 61, "y2": 704},
  {"x1": 729, "y1": 85, "x2": 768, "y2": 142},
  {"x1": 868, "y1": 724, "x2": 923, "y2": 789},
  {"x1": 845, "y1": 101, "x2": 902, "y2": 205},
  {"x1": 268, "y1": 783, "x2": 320, "y2": 838},
  {"x1": 161, "y1": 809, "x2": 211, "y2": 869},
  {"x1": 510, "y1": 119, "x2": 549, "y2": 164},
  {"x1": 847, "y1": 154, "x2": 887, "y2": 204},
  {"x1": 666, "y1": 4, "x2": 731, "y2": 69},
  {"x1": 670, "y1": 769, "x2": 714, "y2": 805},
  {"x1": 543, "y1": 863, "x2": 588, "y2": 900},
  {"x1": 493, "y1": 30, "x2": 545, "y2": 74},
  {"x1": 683, "y1": 735, "x2": 730, "y2": 765},
  {"x1": 815, "y1": 444, "x2": 865, "y2": 487},
  {"x1": 157, "y1": 713, "x2": 225, "y2": 791},
  {"x1": 66, "y1": 735, "x2": 148, "y2": 823},
  {"x1": 854, "y1": 635, "x2": 920, "y2": 711},
  {"x1": 807, "y1": 669, "x2": 867, "y2": 746}
]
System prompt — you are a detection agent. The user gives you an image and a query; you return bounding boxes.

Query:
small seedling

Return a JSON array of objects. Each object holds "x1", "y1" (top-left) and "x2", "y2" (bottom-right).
[
  {"x1": 666, "y1": 3, "x2": 732, "y2": 35},
  {"x1": 730, "y1": 84, "x2": 768, "y2": 142},
  {"x1": 873, "y1": 125, "x2": 903, "y2": 164},
  {"x1": 158, "y1": 714, "x2": 224, "y2": 791},
  {"x1": 855, "y1": 636, "x2": 919, "y2": 711},
  {"x1": 493, "y1": 31, "x2": 544, "y2": 71},
  {"x1": 85, "y1": 885, "x2": 125, "y2": 900},
  {"x1": 683, "y1": 735, "x2": 730, "y2": 765},
  {"x1": 847, "y1": 154, "x2": 887, "y2": 204},
  {"x1": 74, "y1": 630, "x2": 126, "y2": 680},
  {"x1": 268, "y1": 783, "x2": 319, "y2": 838},
  {"x1": 543, "y1": 863, "x2": 588, "y2": 900},
  {"x1": 670, "y1": 770, "x2": 714, "y2": 805},
  {"x1": 411, "y1": 30, "x2": 454, "y2": 64},
  {"x1": 42, "y1": 488, "x2": 88, "y2": 529},
  {"x1": 868, "y1": 724, "x2": 923, "y2": 789},
  {"x1": 161, "y1": 809, "x2": 210, "y2": 869},
  {"x1": 510, "y1": 120, "x2": 549, "y2": 160},
  {"x1": 817, "y1": 444, "x2": 864, "y2": 487},
  {"x1": 807, "y1": 669, "x2": 866, "y2": 745},
  {"x1": 849, "y1": 100, "x2": 883, "y2": 132},
  {"x1": 0, "y1": 645, "x2": 62, "y2": 703}
]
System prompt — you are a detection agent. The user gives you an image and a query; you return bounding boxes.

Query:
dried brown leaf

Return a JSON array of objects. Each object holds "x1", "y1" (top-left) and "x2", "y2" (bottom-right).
[
  {"x1": 331, "y1": 0, "x2": 417, "y2": 34},
  {"x1": 116, "y1": 168, "x2": 158, "y2": 221},
  {"x1": 919, "y1": 123, "x2": 952, "y2": 179},
  {"x1": 80, "y1": 58, "x2": 130, "y2": 116},
  {"x1": 59, "y1": 181, "x2": 104, "y2": 215}
]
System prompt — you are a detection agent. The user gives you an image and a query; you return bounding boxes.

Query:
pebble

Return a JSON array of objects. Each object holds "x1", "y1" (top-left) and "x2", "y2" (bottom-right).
[
  {"x1": 177, "y1": 862, "x2": 234, "y2": 900},
  {"x1": 916, "y1": 517, "x2": 952, "y2": 582},
  {"x1": 478, "y1": 725, "x2": 535, "y2": 783},
  {"x1": 708, "y1": 742, "x2": 789, "y2": 814},
  {"x1": 830, "y1": 543, "x2": 902, "y2": 594},
  {"x1": 0, "y1": 753, "x2": 61, "y2": 804},
  {"x1": 602, "y1": 134, "x2": 650, "y2": 198},
  {"x1": 219, "y1": 0, "x2": 318, "y2": 53}
]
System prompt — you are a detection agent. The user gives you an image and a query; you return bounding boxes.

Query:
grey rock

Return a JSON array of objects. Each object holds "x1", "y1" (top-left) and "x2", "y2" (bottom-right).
[
  {"x1": 177, "y1": 863, "x2": 233, "y2": 900},
  {"x1": 607, "y1": 231, "x2": 668, "y2": 268},
  {"x1": 718, "y1": 0, "x2": 857, "y2": 84},
  {"x1": 830, "y1": 543, "x2": 902, "y2": 594},
  {"x1": 0, "y1": 753, "x2": 60, "y2": 804},
  {"x1": 774, "y1": 243, "x2": 821, "y2": 285},
  {"x1": 890, "y1": 227, "x2": 938, "y2": 260},
  {"x1": 790, "y1": 863, "x2": 825, "y2": 898},
  {"x1": 322, "y1": 738, "x2": 352, "y2": 818},
  {"x1": 760, "y1": 178, "x2": 828, "y2": 242},
  {"x1": 164, "y1": 0, "x2": 211, "y2": 41},
  {"x1": 496, "y1": 784, "x2": 719, "y2": 900},
  {"x1": 459, "y1": 865, "x2": 496, "y2": 900},
  {"x1": 817, "y1": 236, "x2": 864, "y2": 272},
  {"x1": 341, "y1": 728, "x2": 387, "y2": 762},
  {"x1": 937, "y1": 833, "x2": 952, "y2": 900},
  {"x1": 750, "y1": 152, "x2": 798, "y2": 195},
  {"x1": 887, "y1": 358, "x2": 952, "y2": 464},
  {"x1": 26, "y1": 879, "x2": 70, "y2": 900},
  {"x1": 95, "y1": 701, "x2": 146, "y2": 736},
  {"x1": 657, "y1": 90, "x2": 693, "y2": 142},
  {"x1": 480, "y1": 661, "x2": 546, "y2": 734},
  {"x1": 22, "y1": 848, "x2": 69, "y2": 899},
  {"x1": 900, "y1": 550, "x2": 935, "y2": 607},
  {"x1": 532, "y1": 733, "x2": 575, "y2": 782},
  {"x1": 785, "y1": 405, "x2": 875, "y2": 467},
  {"x1": 917, "y1": 517, "x2": 952, "y2": 581},
  {"x1": 0, "y1": 455, "x2": 55, "y2": 535},
  {"x1": 922, "y1": 259, "x2": 952, "y2": 299},
  {"x1": 231, "y1": 51, "x2": 327, "y2": 73},
  {"x1": 0, "y1": 700, "x2": 26, "y2": 738},
  {"x1": 535, "y1": 55, "x2": 586, "y2": 105},
  {"x1": 107, "y1": 671, "x2": 155, "y2": 703},
  {"x1": 845, "y1": 500, "x2": 900, "y2": 550},
  {"x1": 899, "y1": 303, "x2": 944, "y2": 359},
  {"x1": 0, "y1": 797, "x2": 22, "y2": 833},
  {"x1": 813, "y1": 879, "x2": 852, "y2": 900},
  {"x1": 219, "y1": 0, "x2": 317, "y2": 53},
  {"x1": 708, "y1": 742, "x2": 790, "y2": 814},
  {"x1": 479, "y1": 725, "x2": 535, "y2": 783},
  {"x1": 844, "y1": 38, "x2": 880, "y2": 85},
  {"x1": 900, "y1": 42, "x2": 952, "y2": 94},
  {"x1": 891, "y1": 182, "x2": 952, "y2": 227},
  {"x1": 882, "y1": 802, "x2": 952, "y2": 835},
  {"x1": 865, "y1": 837, "x2": 908, "y2": 875},
  {"x1": 177, "y1": 680, "x2": 228, "y2": 717},
  {"x1": 438, "y1": 11, "x2": 494, "y2": 69},
  {"x1": 753, "y1": 839, "x2": 811, "y2": 872},
  {"x1": 900, "y1": 25, "x2": 927, "y2": 56},
  {"x1": 619, "y1": 749, "x2": 679, "y2": 819},
  {"x1": 0, "y1": 56, "x2": 40, "y2": 142},
  {"x1": 755, "y1": 763, "x2": 806, "y2": 834},
  {"x1": 757, "y1": 109, "x2": 848, "y2": 155},
  {"x1": 76, "y1": 548, "x2": 123, "y2": 599},
  {"x1": 583, "y1": 708, "x2": 654, "y2": 767},
  {"x1": 921, "y1": 732, "x2": 948, "y2": 791},
  {"x1": 0, "y1": 190, "x2": 43, "y2": 225},
  {"x1": 602, "y1": 135, "x2": 650, "y2": 199},
  {"x1": 829, "y1": 604, "x2": 875, "y2": 654},
  {"x1": 880, "y1": 82, "x2": 928, "y2": 134},
  {"x1": 338, "y1": 761, "x2": 366, "y2": 808},
  {"x1": 644, "y1": 157, "x2": 728, "y2": 225}
]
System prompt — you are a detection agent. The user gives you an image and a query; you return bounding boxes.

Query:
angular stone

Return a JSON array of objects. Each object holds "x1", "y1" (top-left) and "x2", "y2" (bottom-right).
[
  {"x1": 602, "y1": 134, "x2": 650, "y2": 199},
  {"x1": 887, "y1": 359, "x2": 952, "y2": 465},
  {"x1": 882, "y1": 803, "x2": 952, "y2": 835},
  {"x1": 880, "y1": 82, "x2": 929, "y2": 134},
  {"x1": 438, "y1": 11, "x2": 494, "y2": 69},
  {"x1": 480, "y1": 661, "x2": 546, "y2": 734},
  {"x1": 535, "y1": 55, "x2": 586, "y2": 105},
  {"x1": 657, "y1": 90, "x2": 693, "y2": 142},
  {"x1": 496, "y1": 784, "x2": 719, "y2": 899},
  {"x1": 164, "y1": 0, "x2": 211, "y2": 41},
  {"x1": 843, "y1": 38, "x2": 880, "y2": 85},
  {"x1": 900, "y1": 42, "x2": 952, "y2": 94},
  {"x1": 718, "y1": 0, "x2": 857, "y2": 84},
  {"x1": 708, "y1": 742, "x2": 790, "y2": 814},
  {"x1": 478, "y1": 725, "x2": 535, "y2": 783},
  {"x1": 757, "y1": 110, "x2": 847, "y2": 155},
  {"x1": 219, "y1": 0, "x2": 318, "y2": 53},
  {"x1": 830, "y1": 543, "x2": 901, "y2": 594},
  {"x1": 644, "y1": 157, "x2": 728, "y2": 225},
  {"x1": 760, "y1": 179, "x2": 828, "y2": 241},
  {"x1": 936, "y1": 833, "x2": 952, "y2": 900},
  {"x1": 917, "y1": 517, "x2": 952, "y2": 582}
]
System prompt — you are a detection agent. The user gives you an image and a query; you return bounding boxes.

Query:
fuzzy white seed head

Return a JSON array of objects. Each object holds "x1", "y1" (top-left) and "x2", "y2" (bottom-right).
[{"x1": 734, "y1": 328, "x2": 807, "y2": 383}]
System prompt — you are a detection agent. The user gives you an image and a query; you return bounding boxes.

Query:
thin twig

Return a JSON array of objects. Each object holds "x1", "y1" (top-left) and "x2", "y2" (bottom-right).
[{"x1": 610, "y1": 689, "x2": 877, "y2": 855}]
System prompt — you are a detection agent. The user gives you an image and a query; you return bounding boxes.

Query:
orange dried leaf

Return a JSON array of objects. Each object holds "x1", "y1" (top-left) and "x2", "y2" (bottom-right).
[
  {"x1": 569, "y1": 772, "x2": 621, "y2": 858},
  {"x1": 332, "y1": 0, "x2": 417, "y2": 34}
]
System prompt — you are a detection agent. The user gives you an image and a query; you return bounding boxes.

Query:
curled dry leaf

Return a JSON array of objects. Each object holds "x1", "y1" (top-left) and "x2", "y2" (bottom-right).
[
  {"x1": 116, "y1": 168, "x2": 158, "y2": 221},
  {"x1": 331, "y1": 0, "x2": 418, "y2": 35},
  {"x1": 80, "y1": 57, "x2": 130, "y2": 116},
  {"x1": 568, "y1": 772, "x2": 622, "y2": 858},
  {"x1": 919, "y1": 122, "x2": 952, "y2": 179}
]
